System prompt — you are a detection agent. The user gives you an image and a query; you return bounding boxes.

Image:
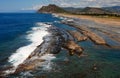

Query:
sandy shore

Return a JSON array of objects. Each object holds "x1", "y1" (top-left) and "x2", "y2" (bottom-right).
[{"x1": 57, "y1": 13, "x2": 120, "y2": 26}]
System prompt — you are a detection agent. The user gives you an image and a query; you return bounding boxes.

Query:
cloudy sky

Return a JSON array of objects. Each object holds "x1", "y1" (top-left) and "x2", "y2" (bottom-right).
[{"x1": 0, "y1": 0, "x2": 120, "y2": 12}]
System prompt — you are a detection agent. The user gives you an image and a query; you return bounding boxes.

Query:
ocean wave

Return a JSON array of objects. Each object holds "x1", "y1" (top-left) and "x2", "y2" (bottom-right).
[{"x1": 6, "y1": 22, "x2": 52, "y2": 73}]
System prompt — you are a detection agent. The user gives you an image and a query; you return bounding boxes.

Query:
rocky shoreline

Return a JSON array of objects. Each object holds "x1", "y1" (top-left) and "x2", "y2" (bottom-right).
[
  {"x1": 1, "y1": 14, "x2": 120, "y2": 77},
  {"x1": 13, "y1": 15, "x2": 120, "y2": 74},
  {"x1": 61, "y1": 20, "x2": 109, "y2": 46},
  {"x1": 2, "y1": 24, "x2": 84, "y2": 76},
  {"x1": 59, "y1": 15, "x2": 120, "y2": 48}
]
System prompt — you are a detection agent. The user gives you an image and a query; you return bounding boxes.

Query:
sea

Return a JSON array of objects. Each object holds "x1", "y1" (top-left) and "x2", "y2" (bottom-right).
[{"x1": 0, "y1": 13, "x2": 120, "y2": 78}]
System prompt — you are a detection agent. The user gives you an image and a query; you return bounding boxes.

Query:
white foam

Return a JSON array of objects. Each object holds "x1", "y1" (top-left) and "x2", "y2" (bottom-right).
[
  {"x1": 7, "y1": 23, "x2": 51, "y2": 73},
  {"x1": 66, "y1": 19, "x2": 74, "y2": 22},
  {"x1": 52, "y1": 14, "x2": 59, "y2": 17},
  {"x1": 52, "y1": 14, "x2": 67, "y2": 20},
  {"x1": 40, "y1": 54, "x2": 56, "y2": 61},
  {"x1": 40, "y1": 54, "x2": 56, "y2": 71}
]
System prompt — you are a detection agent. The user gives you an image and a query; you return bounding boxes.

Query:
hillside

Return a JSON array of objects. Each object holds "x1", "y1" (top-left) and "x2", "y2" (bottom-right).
[
  {"x1": 38, "y1": 4, "x2": 120, "y2": 16},
  {"x1": 63, "y1": 7, "x2": 82, "y2": 13},
  {"x1": 80, "y1": 7, "x2": 110, "y2": 14},
  {"x1": 64, "y1": 7, "x2": 120, "y2": 16},
  {"x1": 103, "y1": 6, "x2": 120, "y2": 14},
  {"x1": 38, "y1": 4, "x2": 67, "y2": 13},
  {"x1": 63, "y1": 7, "x2": 111, "y2": 14}
]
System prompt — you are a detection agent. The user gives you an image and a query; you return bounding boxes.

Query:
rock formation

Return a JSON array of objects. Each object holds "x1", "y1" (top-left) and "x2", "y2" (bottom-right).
[
  {"x1": 63, "y1": 40, "x2": 83, "y2": 56},
  {"x1": 13, "y1": 25, "x2": 84, "y2": 74},
  {"x1": 68, "y1": 30, "x2": 88, "y2": 42},
  {"x1": 62, "y1": 20, "x2": 108, "y2": 45},
  {"x1": 38, "y1": 4, "x2": 67, "y2": 13}
]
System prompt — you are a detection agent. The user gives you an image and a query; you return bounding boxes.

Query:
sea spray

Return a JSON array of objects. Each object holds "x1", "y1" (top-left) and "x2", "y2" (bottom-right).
[
  {"x1": 5, "y1": 22, "x2": 71, "y2": 75},
  {"x1": 7, "y1": 23, "x2": 51, "y2": 73},
  {"x1": 40, "y1": 54, "x2": 56, "y2": 71}
]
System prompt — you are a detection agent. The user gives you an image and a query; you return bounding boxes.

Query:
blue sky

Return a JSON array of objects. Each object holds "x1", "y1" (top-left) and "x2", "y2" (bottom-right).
[
  {"x1": 0, "y1": 0, "x2": 49, "y2": 12},
  {"x1": 0, "y1": 0, "x2": 120, "y2": 12}
]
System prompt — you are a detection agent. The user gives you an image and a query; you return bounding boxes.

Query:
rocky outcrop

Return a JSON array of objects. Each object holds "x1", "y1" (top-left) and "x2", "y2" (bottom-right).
[
  {"x1": 38, "y1": 4, "x2": 67, "y2": 13},
  {"x1": 14, "y1": 19, "x2": 111, "y2": 74},
  {"x1": 68, "y1": 30, "x2": 88, "y2": 42},
  {"x1": 63, "y1": 40, "x2": 83, "y2": 56},
  {"x1": 15, "y1": 59, "x2": 45, "y2": 73},
  {"x1": 13, "y1": 25, "x2": 84, "y2": 74},
  {"x1": 62, "y1": 20, "x2": 108, "y2": 45},
  {"x1": 15, "y1": 40, "x2": 84, "y2": 73}
]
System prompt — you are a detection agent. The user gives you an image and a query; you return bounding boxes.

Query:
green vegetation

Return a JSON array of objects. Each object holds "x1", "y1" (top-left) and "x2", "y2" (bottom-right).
[
  {"x1": 38, "y1": 4, "x2": 68, "y2": 13},
  {"x1": 38, "y1": 4, "x2": 120, "y2": 17}
]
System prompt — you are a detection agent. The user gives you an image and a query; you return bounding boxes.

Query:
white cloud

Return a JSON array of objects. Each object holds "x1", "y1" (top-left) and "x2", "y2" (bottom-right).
[
  {"x1": 51, "y1": 0, "x2": 120, "y2": 7},
  {"x1": 22, "y1": 0, "x2": 120, "y2": 10}
]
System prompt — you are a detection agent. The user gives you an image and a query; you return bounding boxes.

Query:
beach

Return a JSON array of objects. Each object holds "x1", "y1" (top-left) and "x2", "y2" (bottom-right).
[
  {"x1": 56, "y1": 13, "x2": 120, "y2": 47},
  {"x1": 57, "y1": 13, "x2": 120, "y2": 26}
]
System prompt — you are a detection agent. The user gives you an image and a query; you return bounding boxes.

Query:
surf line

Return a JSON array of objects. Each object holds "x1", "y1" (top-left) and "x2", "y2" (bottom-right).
[{"x1": 6, "y1": 23, "x2": 51, "y2": 74}]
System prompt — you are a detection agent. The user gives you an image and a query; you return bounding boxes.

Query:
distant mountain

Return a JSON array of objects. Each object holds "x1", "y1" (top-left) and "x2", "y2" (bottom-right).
[
  {"x1": 63, "y1": 7, "x2": 111, "y2": 14},
  {"x1": 38, "y1": 4, "x2": 67, "y2": 13},
  {"x1": 37, "y1": 4, "x2": 120, "y2": 16},
  {"x1": 63, "y1": 6, "x2": 120, "y2": 15},
  {"x1": 63, "y1": 7, "x2": 82, "y2": 14},
  {"x1": 103, "y1": 6, "x2": 120, "y2": 14},
  {"x1": 80, "y1": 7, "x2": 110, "y2": 14}
]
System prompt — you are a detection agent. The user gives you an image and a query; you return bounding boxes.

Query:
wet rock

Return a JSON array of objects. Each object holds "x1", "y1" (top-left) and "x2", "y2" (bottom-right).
[
  {"x1": 15, "y1": 59, "x2": 45, "y2": 74},
  {"x1": 14, "y1": 26, "x2": 66, "y2": 73},
  {"x1": 63, "y1": 40, "x2": 83, "y2": 56},
  {"x1": 12, "y1": 25, "x2": 84, "y2": 74},
  {"x1": 68, "y1": 30, "x2": 88, "y2": 41},
  {"x1": 62, "y1": 21, "x2": 107, "y2": 45}
]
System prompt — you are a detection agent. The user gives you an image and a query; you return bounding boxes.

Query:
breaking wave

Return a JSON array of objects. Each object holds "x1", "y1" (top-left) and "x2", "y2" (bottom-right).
[{"x1": 6, "y1": 23, "x2": 52, "y2": 73}]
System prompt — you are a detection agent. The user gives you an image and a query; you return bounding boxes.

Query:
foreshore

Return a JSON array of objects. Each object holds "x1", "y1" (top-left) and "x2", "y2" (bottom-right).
[
  {"x1": 56, "y1": 13, "x2": 120, "y2": 47},
  {"x1": 1, "y1": 13, "x2": 120, "y2": 77},
  {"x1": 56, "y1": 13, "x2": 120, "y2": 26},
  {"x1": 11, "y1": 13, "x2": 120, "y2": 75}
]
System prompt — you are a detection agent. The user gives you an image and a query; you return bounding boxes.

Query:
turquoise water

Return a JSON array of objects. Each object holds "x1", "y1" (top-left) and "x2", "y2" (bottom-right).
[{"x1": 44, "y1": 40, "x2": 120, "y2": 78}]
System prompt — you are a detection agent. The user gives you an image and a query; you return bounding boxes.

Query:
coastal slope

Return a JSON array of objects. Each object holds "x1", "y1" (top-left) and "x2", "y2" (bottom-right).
[{"x1": 38, "y1": 4, "x2": 67, "y2": 13}]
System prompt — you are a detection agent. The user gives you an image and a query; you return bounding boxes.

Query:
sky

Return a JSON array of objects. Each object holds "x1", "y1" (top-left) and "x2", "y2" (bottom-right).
[{"x1": 0, "y1": 0, "x2": 120, "y2": 12}]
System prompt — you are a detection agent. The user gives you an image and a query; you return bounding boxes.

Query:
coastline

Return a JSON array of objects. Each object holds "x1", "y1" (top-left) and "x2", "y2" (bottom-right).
[
  {"x1": 56, "y1": 13, "x2": 120, "y2": 26},
  {"x1": 56, "y1": 13, "x2": 120, "y2": 47},
  {"x1": 0, "y1": 13, "x2": 120, "y2": 78}
]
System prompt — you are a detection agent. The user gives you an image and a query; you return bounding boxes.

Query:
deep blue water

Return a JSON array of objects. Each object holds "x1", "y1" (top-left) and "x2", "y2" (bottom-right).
[
  {"x1": 0, "y1": 13, "x2": 61, "y2": 66},
  {"x1": 0, "y1": 13, "x2": 75, "y2": 69},
  {"x1": 0, "y1": 13, "x2": 59, "y2": 44},
  {"x1": 0, "y1": 13, "x2": 120, "y2": 78}
]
